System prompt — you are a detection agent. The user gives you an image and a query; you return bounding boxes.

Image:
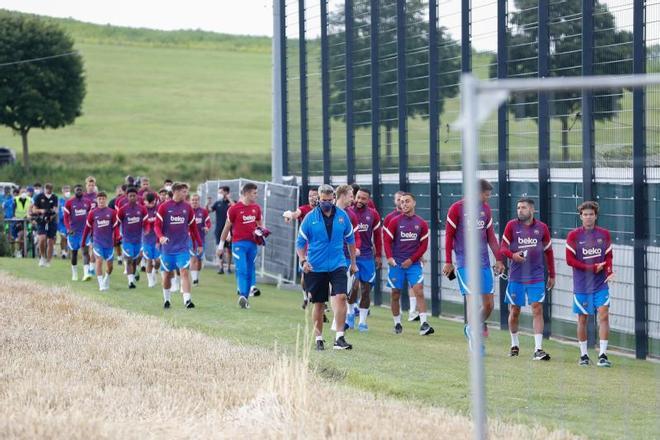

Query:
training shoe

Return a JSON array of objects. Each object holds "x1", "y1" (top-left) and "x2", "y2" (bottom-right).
[
  {"x1": 82, "y1": 273, "x2": 92, "y2": 282},
  {"x1": 250, "y1": 287, "x2": 261, "y2": 297},
  {"x1": 408, "y1": 310, "x2": 420, "y2": 322},
  {"x1": 419, "y1": 322, "x2": 435, "y2": 336},
  {"x1": 358, "y1": 323, "x2": 368, "y2": 332},
  {"x1": 185, "y1": 300, "x2": 195, "y2": 309},
  {"x1": 394, "y1": 323, "x2": 403, "y2": 334},
  {"x1": 483, "y1": 322, "x2": 489, "y2": 338},
  {"x1": 193, "y1": 279, "x2": 199, "y2": 286},
  {"x1": 323, "y1": 313, "x2": 329, "y2": 323},
  {"x1": 509, "y1": 346, "x2": 520, "y2": 357},
  {"x1": 135, "y1": 273, "x2": 140, "y2": 282},
  {"x1": 346, "y1": 313, "x2": 355, "y2": 330},
  {"x1": 597, "y1": 354, "x2": 612, "y2": 368},
  {"x1": 227, "y1": 268, "x2": 233, "y2": 274},
  {"x1": 117, "y1": 259, "x2": 123, "y2": 266},
  {"x1": 301, "y1": 298, "x2": 309, "y2": 310},
  {"x1": 533, "y1": 349, "x2": 551, "y2": 361},
  {"x1": 140, "y1": 266, "x2": 146, "y2": 273},
  {"x1": 238, "y1": 296, "x2": 249, "y2": 309},
  {"x1": 38, "y1": 258, "x2": 46, "y2": 267},
  {"x1": 333, "y1": 336, "x2": 352, "y2": 350},
  {"x1": 163, "y1": 300, "x2": 171, "y2": 309},
  {"x1": 316, "y1": 340, "x2": 325, "y2": 351},
  {"x1": 217, "y1": 268, "x2": 224, "y2": 275},
  {"x1": 128, "y1": 282, "x2": 136, "y2": 289},
  {"x1": 579, "y1": 354, "x2": 591, "y2": 366}
]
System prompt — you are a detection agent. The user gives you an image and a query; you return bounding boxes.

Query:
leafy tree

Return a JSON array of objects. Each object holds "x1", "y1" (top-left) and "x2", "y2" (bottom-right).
[
  {"x1": 0, "y1": 11, "x2": 86, "y2": 169},
  {"x1": 327, "y1": 0, "x2": 460, "y2": 166},
  {"x1": 491, "y1": 0, "x2": 633, "y2": 161}
]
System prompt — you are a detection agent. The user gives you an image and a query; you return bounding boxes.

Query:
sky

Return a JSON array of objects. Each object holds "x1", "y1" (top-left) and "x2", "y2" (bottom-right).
[{"x1": 2, "y1": 0, "x2": 634, "y2": 52}]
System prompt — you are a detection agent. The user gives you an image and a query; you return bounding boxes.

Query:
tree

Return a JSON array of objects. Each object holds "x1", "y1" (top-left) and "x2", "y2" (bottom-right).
[
  {"x1": 327, "y1": 0, "x2": 460, "y2": 166},
  {"x1": 491, "y1": 0, "x2": 633, "y2": 161},
  {"x1": 0, "y1": 12, "x2": 86, "y2": 169}
]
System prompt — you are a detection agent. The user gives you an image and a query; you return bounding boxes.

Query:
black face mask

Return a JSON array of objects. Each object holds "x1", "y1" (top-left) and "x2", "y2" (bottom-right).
[{"x1": 320, "y1": 201, "x2": 334, "y2": 212}]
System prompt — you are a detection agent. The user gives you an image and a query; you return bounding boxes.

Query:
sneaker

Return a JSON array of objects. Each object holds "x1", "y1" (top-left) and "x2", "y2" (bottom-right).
[
  {"x1": 579, "y1": 354, "x2": 591, "y2": 366},
  {"x1": 117, "y1": 259, "x2": 123, "y2": 266},
  {"x1": 72, "y1": 272, "x2": 78, "y2": 281},
  {"x1": 128, "y1": 282, "x2": 136, "y2": 289},
  {"x1": 193, "y1": 279, "x2": 199, "y2": 286},
  {"x1": 394, "y1": 323, "x2": 403, "y2": 334},
  {"x1": 185, "y1": 300, "x2": 195, "y2": 309},
  {"x1": 597, "y1": 354, "x2": 612, "y2": 368},
  {"x1": 509, "y1": 346, "x2": 520, "y2": 357},
  {"x1": 301, "y1": 298, "x2": 309, "y2": 310},
  {"x1": 324, "y1": 304, "x2": 330, "y2": 313},
  {"x1": 483, "y1": 322, "x2": 489, "y2": 338},
  {"x1": 82, "y1": 273, "x2": 92, "y2": 281},
  {"x1": 358, "y1": 323, "x2": 368, "y2": 332},
  {"x1": 38, "y1": 258, "x2": 45, "y2": 267},
  {"x1": 316, "y1": 340, "x2": 325, "y2": 351},
  {"x1": 217, "y1": 268, "x2": 225, "y2": 275},
  {"x1": 140, "y1": 266, "x2": 146, "y2": 273},
  {"x1": 346, "y1": 313, "x2": 355, "y2": 329},
  {"x1": 333, "y1": 336, "x2": 352, "y2": 350},
  {"x1": 163, "y1": 300, "x2": 171, "y2": 309},
  {"x1": 408, "y1": 310, "x2": 420, "y2": 322},
  {"x1": 419, "y1": 322, "x2": 435, "y2": 336},
  {"x1": 227, "y1": 268, "x2": 233, "y2": 274},
  {"x1": 238, "y1": 296, "x2": 249, "y2": 309},
  {"x1": 45, "y1": 262, "x2": 51, "y2": 268},
  {"x1": 250, "y1": 287, "x2": 261, "y2": 297},
  {"x1": 135, "y1": 273, "x2": 140, "y2": 282},
  {"x1": 61, "y1": 253, "x2": 67, "y2": 260},
  {"x1": 323, "y1": 313, "x2": 329, "y2": 323},
  {"x1": 533, "y1": 349, "x2": 551, "y2": 361}
]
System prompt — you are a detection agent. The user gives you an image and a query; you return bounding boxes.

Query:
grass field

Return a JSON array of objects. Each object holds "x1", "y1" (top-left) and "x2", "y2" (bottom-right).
[{"x1": 1, "y1": 257, "x2": 658, "y2": 439}]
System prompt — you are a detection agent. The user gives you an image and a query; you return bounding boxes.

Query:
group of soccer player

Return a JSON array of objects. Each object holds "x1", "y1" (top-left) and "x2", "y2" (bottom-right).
[{"x1": 289, "y1": 179, "x2": 614, "y2": 366}]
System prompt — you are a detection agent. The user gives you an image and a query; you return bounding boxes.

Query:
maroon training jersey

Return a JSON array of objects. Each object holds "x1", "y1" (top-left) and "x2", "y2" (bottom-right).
[
  {"x1": 228, "y1": 201, "x2": 262, "y2": 243},
  {"x1": 383, "y1": 214, "x2": 429, "y2": 264},
  {"x1": 83, "y1": 207, "x2": 118, "y2": 249},
  {"x1": 349, "y1": 204, "x2": 382, "y2": 259},
  {"x1": 63, "y1": 196, "x2": 91, "y2": 235},
  {"x1": 566, "y1": 226, "x2": 613, "y2": 294},
  {"x1": 117, "y1": 202, "x2": 147, "y2": 244},
  {"x1": 501, "y1": 219, "x2": 554, "y2": 284}
]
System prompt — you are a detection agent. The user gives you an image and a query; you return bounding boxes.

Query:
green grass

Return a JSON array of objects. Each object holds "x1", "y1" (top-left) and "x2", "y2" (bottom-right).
[{"x1": 1, "y1": 257, "x2": 657, "y2": 439}]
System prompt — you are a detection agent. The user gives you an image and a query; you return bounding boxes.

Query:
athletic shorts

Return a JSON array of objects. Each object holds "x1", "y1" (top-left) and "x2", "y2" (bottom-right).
[
  {"x1": 10, "y1": 223, "x2": 22, "y2": 239},
  {"x1": 160, "y1": 252, "x2": 191, "y2": 272},
  {"x1": 356, "y1": 256, "x2": 376, "y2": 285},
  {"x1": 58, "y1": 223, "x2": 67, "y2": 235},
  {"x1": 122, "y1": 241, "x2": 142, "y2": 260},
  {"x1": 37, "y1": 220, "x2": 57, "y2": 239},
  {"x1": 67, "y1": 233, "x2": 83, "y2": 251},
  {"x1": 189, "y1": 241, "x2": 205, "y2": 259},
  {"x1": 93, "y1": 245, "x2": 114, "y2": 261},
  {"x1": 456, "y1": 267, "x2": 494, "y2": 295},
  {"x1": 142, "y1": 242, "x2": 160, "y2": 260},
  {"x1": 85, "y1": 235, "x2": 93, "y2": 246},
  {"x1": 305, "y1": 268, "x2": 348, "y2": 303},
  {"x1": 504, "y1": 281, "x2": 545, "y2": 306},
  {"x1": 387, "y1": 262, "x2": 424, "y2": 290},
  {"x1": 573, "y1": 289, "x2": 610, "y2": 315}
]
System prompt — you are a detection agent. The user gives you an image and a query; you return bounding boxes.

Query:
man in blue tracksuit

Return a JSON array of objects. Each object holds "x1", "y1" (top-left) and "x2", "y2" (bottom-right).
[{"x1": 296, "y1": 184, "x2": 358, "y2": 351}]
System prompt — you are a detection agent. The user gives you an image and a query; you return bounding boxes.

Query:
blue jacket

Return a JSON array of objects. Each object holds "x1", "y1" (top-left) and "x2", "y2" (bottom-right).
[{"x1": 296, "y1": 206, "x2": 355, "y2": 272}]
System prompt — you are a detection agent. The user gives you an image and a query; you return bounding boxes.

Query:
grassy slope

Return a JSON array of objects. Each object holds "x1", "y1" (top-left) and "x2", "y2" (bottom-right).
[{"x1": 1, "y1": 257, "x2": 657, "y2": 440}]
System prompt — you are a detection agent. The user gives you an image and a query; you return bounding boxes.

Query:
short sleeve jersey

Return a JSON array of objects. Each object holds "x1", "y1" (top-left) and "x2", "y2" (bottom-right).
[
  {"x1": 446, "y1": 200, "x2": 493, "y2": 268},
  {"x1": 228, "y1": 202, "x2": 262, "y2": 243},
  {"x1": 502, "y1": 219, "x2": 552, "y2": 284},
  {"x1": 566, "y1": 226, "x2": 612, "y2": 294}
]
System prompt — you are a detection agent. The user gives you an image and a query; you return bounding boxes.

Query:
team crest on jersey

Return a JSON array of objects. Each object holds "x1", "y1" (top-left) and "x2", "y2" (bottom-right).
[
  {"x1": 597, "y1": 238, "x2": 603, "y2": 244},
  {"x1": 414, "y1": 225, "x2": 420, "y2": 230},
  {"x1": 366, "y1": 216, "x2": 371, "y2": 221},
  {"x1": 480, "y1": 211, "x2": 485, "y2": 217},
  {"x1": 339, "y1": 217, "x2": 345, "y2": 224},
  {"x1": 534, "y1": 229, "x2": 540, "y2": 235}
]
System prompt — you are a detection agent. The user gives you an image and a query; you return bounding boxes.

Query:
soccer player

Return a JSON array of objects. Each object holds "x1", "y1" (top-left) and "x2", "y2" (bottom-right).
[
  {"x1": 219, "y1": 182, "x2": 263, "y2": 308},
  {"x1": 283, "y1": 188, "x2": 319, "y2": 309},
  {"x1": 211, "y1": 186, "x2": 234, "y2": 274},
  {"x1": 347, "y1": 188, "x2": 382, "y2": 332},
  {"x1": 566, "y1": 201, "x2": 614, "y2": 367},
  {"x1": 158, "y1": 188, "x2": 169, "y2": 205},
  {"x1": 63, "y1": 185, "x2": 91, "y2": 281},
  {"x1": 138, "y1": 177, "x2": 152, "y2": 198},
  {"x1": 190, "y1": 193, "x2": 211, "y2": 285},
  {"x1": 155, "y1": 182, "x2": 202, "y2": 309},
  {"x1": 117, "y1": 187, "x2": 148, "y2": 289},
  {"x1": 83, "y1": 176, "x2": 98, "y2": 277},
  {"x1": 443, "y1": 179, "x2": 504, "y2": 352},
  {"x1": 32, "y1": 183, "x2": 59, "y2": 267},
  {"x1": 57, "y1": 185, "x2": 71, "y2": 259},
  {"x1": 142, "y1": 192, "x2": 161, "y2": 288},
  {"x1": 384, "y1": 193, "x2": 434, "y2": 336},
  {"x1": 500, "y1": 198, "x2": 555, "y2": 360},
  {"x1": 383, "y1": 190, "x2": 405, "y2": 228},
  {"x1": 81, "y1": 192, "x2": 119, "y2": 291},
  {"x1": 296, "y1": 184, "x2": 357, "y2": 350}
]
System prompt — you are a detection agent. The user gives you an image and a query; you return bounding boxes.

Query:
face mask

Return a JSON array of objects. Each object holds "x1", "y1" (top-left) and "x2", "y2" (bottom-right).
[
  {"x1": 19, "y1": 193, "x2": 26, "y2": 199},
  {"x1": 218, "y1": 192, "x2": 223, "y2": 198},
  {"x1": 34, "y1": 189, "x2": 42, "y2": 195},
  {"x1": 165, "y1": 185, "x2": 172, "y2": 191},
  {"x1": 64, "y1": 192, "x2": 71, "y2": 198},
  {"x1": 320, "y1": 201, "x2": 334, "y2": 212}
]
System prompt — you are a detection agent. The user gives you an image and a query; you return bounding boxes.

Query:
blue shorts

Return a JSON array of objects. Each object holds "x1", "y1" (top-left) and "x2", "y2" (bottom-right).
[
  {"x1": 85, "y1": 235, "x2": 93, "y2": 247},
  {"x1": 58, "y1": 223, "x2": 67, "y2": 235},
  {"x1": 504, "y1": 281, "x2": 545, "y2": 306},
  {"x1": 387, "y1": 262, "x2": 424, "y2": 290},
  {"x1": 93, "y1": 245, "x2": 114, "y2": 261},
  {"x1": 456, "y1": 267, "x2": 494, "y2": 295},
  {"x1": 122, "y1": 241, "x2": 142, "y2": 260},
  {"x1": 189, "y1": 243, "x2": 205, "y2": 259},
  {"x1": 573, "y1": 289, "x2": 610, "y2": 315},
  {"x1": 67, "y1": 233, "x2": 83, "y2": 251},
  {"x1": 356, "y1": 257, "x2": 376, "y2": 285},
  {"x1": 142, "y1": 242, "x2": 160, "y2": 260},
  {"x1": 160, "y1": 252, "x2": 190, "y2": 272}
]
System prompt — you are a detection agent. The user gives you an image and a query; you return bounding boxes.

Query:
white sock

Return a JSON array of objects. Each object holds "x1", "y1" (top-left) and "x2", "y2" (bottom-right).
[
  {"x1": 103, "y1": 273, "x2": 110, "y2": 285},
  {"x1": 409, "y1": 296, "x2": 417, "y2": 313},
  {"x1": 162, "y1": 289, "x2": 171, "y2": 302},
  {"x1": 316, "y1": 335, "x2": 323, "y2": 342},
  {"x1": 393, "y1": 314, "x2": 401, "y2": 325},
  {"x1": 510, "y1": 332, "x2": 520, "y2": 347},
  {"x1": 534, "y1": 334, "x2": 543, "y2": 351},
  {"x1": 599, "y1": 340, "x2": 608, "y2": 356},
  {"x1": 347, "y1": 305, "x2": 355, "y2": 316},
  {"x1": 84, "y1": 264, "x2": 89, "y2": 275},
  {"x1": 359, "y1": 308, "x2": 368, "y2": 325},
  {"x1": 97, "y1": 275, "x2": 104, "y2": 287},
  {"x1": 128, "y1": 274, "x2": 135, "y2": 283},
  {"x1": 71, "y1": 265, "x2": 77, "y2": 276},
  {"x1": 335, "y1": 331, "x2": 344, "y2": 341},
  {"x1": 419, "y1": 312, "x2": 428, "y2": 324},
  {"x1": 192, "y1": 270, "x2": 199, "y2": 282},
  {"x1": 302, "y1": 289, "x2": 307, "y2": 300},
  {"x1": 183, "y1": 292, "x2": 192, "y2": 303},
  {"x1": 331, "y1": 319, "x2": 337, "y2": 332},
  {"x1": 579, "y1": 340, "x2": 588, "y2": 357}
]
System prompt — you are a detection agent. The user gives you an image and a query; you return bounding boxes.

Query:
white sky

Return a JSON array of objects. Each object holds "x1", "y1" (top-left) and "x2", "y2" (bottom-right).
[{"x1": 1, "y1": 0, "x2": 633, "y2": 52}]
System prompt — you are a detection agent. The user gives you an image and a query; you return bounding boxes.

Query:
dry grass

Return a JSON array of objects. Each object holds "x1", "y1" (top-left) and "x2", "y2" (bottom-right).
[{"x1": 0, "y1": 274, "x2": 580, "y2": 439}]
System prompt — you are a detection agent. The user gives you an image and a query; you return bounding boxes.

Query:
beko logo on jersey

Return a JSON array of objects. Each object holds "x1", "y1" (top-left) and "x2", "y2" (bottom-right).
[
  {"x1": 477, "y1": 220, "x2": 485, "y2": 229},
  {"x1": 74, "y1": 208, "x2": 87, "y2": 216},
  {"x1": 518, "y1": 236, "x2": 538, "y2": 246},
  {"x1": 400, "y1": 231, "x2": 418, "y2": 241},
  {"x1": 357, "y1": 223, "x2": 369, "y2": 232},
  {"x1": 170, "y1": 215, "x2": 186, "y2": 224},
  {"x1": 97, "y1": 219, "x2": 110, "y2": 228},
  {"x1": 242, "y1": 215, "x2": 256, "y2": 223},
  {"x1": 582, "y1": 247, "x2": 602, "y2": 257},
  {"x1": 127, "y1": 216, "x2": 140, "y2": 224}
]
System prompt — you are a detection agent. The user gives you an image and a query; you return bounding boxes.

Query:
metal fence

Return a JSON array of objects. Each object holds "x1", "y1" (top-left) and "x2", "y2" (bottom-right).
[
  {"x1": 199, "y1": 179, "x2": 299, "y2": 286},
  {"x1": 273, "y1": 0, "x2": 660, "y2": 359}
]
